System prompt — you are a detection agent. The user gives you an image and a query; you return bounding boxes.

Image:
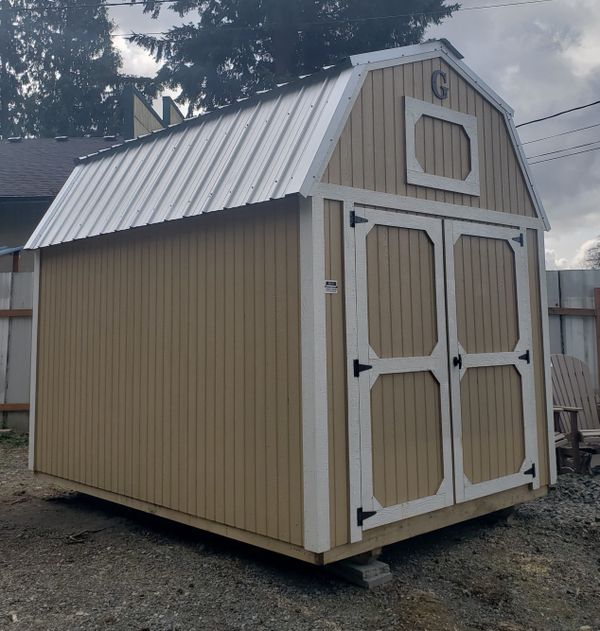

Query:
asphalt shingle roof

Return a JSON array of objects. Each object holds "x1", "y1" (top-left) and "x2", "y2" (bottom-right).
[{"x1": 0, "y1": 137, "x2": 122, "y2": 199}]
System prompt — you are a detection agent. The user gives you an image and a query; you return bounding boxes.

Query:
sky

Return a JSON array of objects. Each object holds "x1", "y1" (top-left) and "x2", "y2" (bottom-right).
[{"x1": 108, "y1": 0, "x2": 600, "y2": 269}]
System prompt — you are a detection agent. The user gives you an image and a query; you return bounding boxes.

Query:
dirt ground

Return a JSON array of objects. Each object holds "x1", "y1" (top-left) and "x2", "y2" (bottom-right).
[{"x1": 1, "y1": 436, "x2": 599, "y2": 631}]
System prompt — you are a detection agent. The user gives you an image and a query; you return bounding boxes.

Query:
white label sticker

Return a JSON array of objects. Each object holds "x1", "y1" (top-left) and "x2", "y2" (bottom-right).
[{"x1": 325, "y1": 280, "x2": 338, "y2": 294}]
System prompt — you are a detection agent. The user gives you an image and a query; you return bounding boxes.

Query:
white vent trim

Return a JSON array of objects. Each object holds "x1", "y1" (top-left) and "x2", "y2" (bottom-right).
[{"x1": 404, "y1": 96, "x2": 480, "y2": 197}]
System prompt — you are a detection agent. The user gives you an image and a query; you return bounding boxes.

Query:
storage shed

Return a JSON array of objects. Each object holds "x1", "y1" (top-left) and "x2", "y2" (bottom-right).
[{"x1": 26, "y1": 40, "x2": 555, "y2": 565}]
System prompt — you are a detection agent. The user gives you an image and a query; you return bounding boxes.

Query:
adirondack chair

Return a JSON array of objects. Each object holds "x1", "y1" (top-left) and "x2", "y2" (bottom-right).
[{"x1": 552, "y1": 354, "x2": 600, "y2": 472}]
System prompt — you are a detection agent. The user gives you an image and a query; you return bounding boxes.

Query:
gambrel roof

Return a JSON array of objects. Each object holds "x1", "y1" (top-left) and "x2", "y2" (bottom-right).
[{"x1": 26, "y1": 40, "x2": 548, "y2": 249}]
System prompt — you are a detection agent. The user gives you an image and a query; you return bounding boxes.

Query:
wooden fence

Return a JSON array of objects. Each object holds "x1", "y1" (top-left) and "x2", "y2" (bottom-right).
[
  {"x1": 0, "y1": 271, "x2": 33, "y2": 432},
  {"x1": 547, "y1": 270, "x2": 600, "y2": 390}
]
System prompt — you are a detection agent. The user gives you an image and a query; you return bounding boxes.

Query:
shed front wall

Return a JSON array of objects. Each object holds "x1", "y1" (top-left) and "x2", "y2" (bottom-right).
[
  {"x1": 34, "y1": 199, "x2": 304, "y2": 548},
  {"x1": 325, "y1": 200, "x2": 550, "y2": 550},
  {"x1": 322, "y1": 59, "x2": 537, "y2": 218}
]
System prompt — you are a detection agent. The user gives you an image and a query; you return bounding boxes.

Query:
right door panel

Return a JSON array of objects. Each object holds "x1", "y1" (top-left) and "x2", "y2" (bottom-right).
[{"x1": 445, "y1": 220, "x2": 539, "y2": 503}]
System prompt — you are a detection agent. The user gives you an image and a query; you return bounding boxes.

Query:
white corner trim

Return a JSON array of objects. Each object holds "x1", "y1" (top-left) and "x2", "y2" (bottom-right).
[
  {"x1": 299, "y1": 195, "x2": 331, "y2": 553},
  {"x1": 405, "y1": 96, "x2": 480, "y2": 196},
  {"x1": 537, "y1": 230, "x2": 557, "y2": 484},
  {"x1": 28, "y1": 250, "x2": 40, "y2": 471}
]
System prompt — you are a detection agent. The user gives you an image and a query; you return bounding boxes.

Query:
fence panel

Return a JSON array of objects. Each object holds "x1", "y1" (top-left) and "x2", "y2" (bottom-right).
[
  {"x1": 547, "y1": 269, "x2": 600, "y2": 391},
  {"x1": 0, "y1": 272, "x2": 33, "y2": 431}
]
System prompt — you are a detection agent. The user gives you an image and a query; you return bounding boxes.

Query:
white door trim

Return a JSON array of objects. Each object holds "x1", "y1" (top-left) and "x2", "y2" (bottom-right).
[
  {"x1": 349, "y1": 206, "x2": 454, "y2": 532},
  {"x1": 445, "y1": 220, "x2": 539, "y2": 503}
]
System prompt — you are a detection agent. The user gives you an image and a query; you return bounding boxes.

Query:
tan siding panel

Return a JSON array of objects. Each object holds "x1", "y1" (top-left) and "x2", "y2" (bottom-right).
[
  {"x1": 371, "y1": 372, "x2": 443, "y2": 507},
  {"x1": 324, "y1": 200, "x2": 350, "y2": 548},
  {"x1": 454, "y1": 235, "x2": 519, "y2": 354},
  {"x1": 35, "y1": 200, "x2": 303, "y2": 547},
  {"x1": 366, "y1": 225, "x2": 437, "y2": 358},
  {"x1": 461, "y1": 365, "x2": 525, "y2": 484},
  {"x1": 322, "y1": 60, "x2": 537, "y2": 218}
]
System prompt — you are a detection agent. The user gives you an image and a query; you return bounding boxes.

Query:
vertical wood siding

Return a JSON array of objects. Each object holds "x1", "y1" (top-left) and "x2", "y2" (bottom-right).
[
  {"x1": 371, "y1": 372, "x2": 443, "y2": 507},
  {"x1": 324, "y1": 200, "x2": 350, "y2": 548},
  {"x1": 366, "y1": 225, "x2": 437, "y2": 358},
  {"x1": 527, "y1": 230, "x2": 550, "y2": 486},
  {"x1": 454, "y1": 236, "x2": 519, "y2": 354},
  {"x1": 35, "y1": 201, "x2": 303, "y2": 546},
  {"x1": 322, "y1": 60, "x2": 537, "y2": 218},
  {"x1": 460, "y1": 365, "x2": 525, "y2": 484}
]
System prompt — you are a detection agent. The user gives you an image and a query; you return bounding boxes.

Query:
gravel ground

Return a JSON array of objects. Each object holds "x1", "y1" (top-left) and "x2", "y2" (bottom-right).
[{"x1": 1, "y1": 435, "x2": 600, "y2": 631}]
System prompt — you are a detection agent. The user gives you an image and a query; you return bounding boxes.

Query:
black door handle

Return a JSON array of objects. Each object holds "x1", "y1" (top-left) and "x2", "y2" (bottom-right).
[{"x1": 453, "y1": 354, "x2": 462, "y2": 370}]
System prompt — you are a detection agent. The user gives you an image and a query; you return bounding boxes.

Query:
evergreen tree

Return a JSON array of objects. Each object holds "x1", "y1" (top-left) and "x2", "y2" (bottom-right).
[
  {"x1": 135, "y1": 0, "x2": 459, "y2": 112},
  {"x1": 0, "y1": 0, "x2": 38, "y2": 137},
  {"x1": 0, "y1": 0, "x2": 132, "y2": 137},
  {"x1": 26, "y1": 0, "x2": 123, "y2": 137}
]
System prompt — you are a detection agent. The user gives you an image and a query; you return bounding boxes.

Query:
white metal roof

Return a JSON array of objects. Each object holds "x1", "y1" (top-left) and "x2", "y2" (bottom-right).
[{"x1": 26, "y1": 40, "x2": 548, "y2": 249}]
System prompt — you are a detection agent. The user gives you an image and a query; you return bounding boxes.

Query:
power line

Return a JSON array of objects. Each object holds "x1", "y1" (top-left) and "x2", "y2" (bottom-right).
[
  {"x1": 517, "y1": 99, "x2": 600, "y2": 128},
  {"x1": 529, "y1": 145, "x2": 600, "y2": 165},
  {"x1": 527, "y1": 139, "x2": 600, "y2": 160},
  {"x1": 13, "y1": 0, "x2": 556, "y2": 20},
  {"x1": 522, "y1": 122, "x2": 600, "y2": 145}
]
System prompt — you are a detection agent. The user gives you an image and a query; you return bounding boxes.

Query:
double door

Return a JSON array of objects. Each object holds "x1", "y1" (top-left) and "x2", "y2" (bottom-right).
[{"x1": 348, "y1": 207, "x2": 539, "y2": 535}]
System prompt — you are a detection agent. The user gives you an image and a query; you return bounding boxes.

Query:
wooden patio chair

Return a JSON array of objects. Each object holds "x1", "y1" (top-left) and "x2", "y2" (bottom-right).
[{"x1": 552, "y1": 354, "x2": 600, "y2": 472}]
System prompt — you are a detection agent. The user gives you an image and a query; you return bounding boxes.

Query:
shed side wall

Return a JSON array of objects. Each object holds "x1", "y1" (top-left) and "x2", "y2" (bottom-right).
[
  {"x1": 323, "y1": 59, "x2": 536, "y2": 217},
  {"x1": 34, "y1": 200, "x2": 304, "y2": 546}
]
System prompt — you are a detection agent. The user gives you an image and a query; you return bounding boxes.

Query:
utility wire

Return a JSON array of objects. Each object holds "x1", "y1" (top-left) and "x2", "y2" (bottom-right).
[
  {"x1": 522, "y1": 122, "x2": 600, "y2": 145},
  {"x1": 529, "y1": 145, "x2": 600, "y2": 165},
  {"x1": 517, "y1": 99, "x2": 600, "y2": 128},
  {"x1": 12, "y1": 0, "x2": 556, "y2": 19},
  {"x1": 527, "y1": 139, "x2": 600, "y2": 160}
]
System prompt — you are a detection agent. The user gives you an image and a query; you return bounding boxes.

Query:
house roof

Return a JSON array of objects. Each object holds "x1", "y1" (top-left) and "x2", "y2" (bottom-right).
[
  {"x1": 26, "y1": 40, "x2": 549, "y2": 250},
  {"x1": 0, "y1": 136, "x2": 121, "y2": 199}
]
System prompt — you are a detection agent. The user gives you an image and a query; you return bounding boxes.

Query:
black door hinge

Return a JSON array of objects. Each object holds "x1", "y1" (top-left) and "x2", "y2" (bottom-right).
[
  {"x1": 524, "y1": 463, "x2": 536, "y2": 477},
  {"x1": 350, "y1": 211, "x2": 368, "y2": 228},
  {"x1": 519, "y1": 350, "x2": 531, "y2": 364},
  {"x1": 453, "y1": 354, "x2": 463, "y2": 370},
  {"x1": 357, "y1": 507, "x2": 377, "y2": 526},
  {"x1": 512, "y1": 233, "x2": 524, "y2": 247},
  {"x1": 353, "y1": 359, "x2": 373, "y2": 378}
]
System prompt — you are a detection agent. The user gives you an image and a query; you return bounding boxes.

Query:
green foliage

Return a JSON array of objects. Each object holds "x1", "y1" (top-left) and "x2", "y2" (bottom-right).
[
  {"x1": 135, "y1": 0, "x2": 459, "y2": 112},
  {"x1": 0, "y1": 432, "x2": 28, "y2": 448},
  {"x1": 26, "y1": 0, "x2": 123, "y2": 137},
  {"x1": 0, "y1": 0, "x2": 36, "y2": 136},
  {"x1": 0, "y1": 0, "x2": 146, "y2": 138}
]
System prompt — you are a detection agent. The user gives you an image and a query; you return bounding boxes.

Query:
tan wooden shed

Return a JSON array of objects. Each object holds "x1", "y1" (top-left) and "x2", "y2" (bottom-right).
[{"x1": 25, "y1": 40, "x2": 555, "y2": 565}]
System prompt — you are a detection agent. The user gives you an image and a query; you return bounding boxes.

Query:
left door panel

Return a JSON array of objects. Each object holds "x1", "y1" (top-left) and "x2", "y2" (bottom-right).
[{"x1": 350, "y1": 207, "x2": 454, "y2": 531}]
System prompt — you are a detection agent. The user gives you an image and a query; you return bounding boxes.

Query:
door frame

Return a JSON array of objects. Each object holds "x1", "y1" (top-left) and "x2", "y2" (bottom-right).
[
  {"x1": 444, "y1": 219, "x2": 540, "y2": 503},
  {"x1": 344, "y1": 205, "x2": 454, "y2": 538}
]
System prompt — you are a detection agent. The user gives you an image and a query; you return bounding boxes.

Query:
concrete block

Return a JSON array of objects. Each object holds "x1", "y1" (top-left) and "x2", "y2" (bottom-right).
[{"x1": 328, "y1": 558, "x2": 392, "y2": 589}]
